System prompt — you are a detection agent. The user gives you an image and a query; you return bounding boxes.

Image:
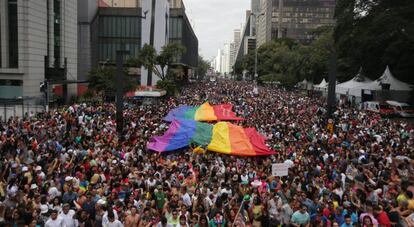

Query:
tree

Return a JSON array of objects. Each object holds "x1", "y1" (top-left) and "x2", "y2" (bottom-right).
[
  {"x1": 87, "y1": 66, "x2": 137, "y2": 100},
  {"x1": 131, "y1": 43, "x2": 186, "y2": 81},
  {"x1": 334, "y1": 0, "x2": 414, "y2": 84},
  {"x1": 196, "y1": 56, "x2": 210, "y2": 80}
]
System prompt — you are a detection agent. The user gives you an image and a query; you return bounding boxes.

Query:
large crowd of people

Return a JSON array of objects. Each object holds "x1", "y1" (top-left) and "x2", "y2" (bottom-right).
[{"x1": 0, "y1": 80, "x2": 413, "y2": 227}]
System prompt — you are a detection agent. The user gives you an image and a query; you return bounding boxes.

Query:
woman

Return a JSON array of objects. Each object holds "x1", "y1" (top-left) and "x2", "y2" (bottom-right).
[
  {"x1": 362, "y1": 215, "x2": 374, "y2": 227},
  {"x1": 250, "y1": 197, "x2": 265, "y2": 227},
  {"x1": 49, "y1": 197, "x2": 62, "y2": 212},
  {"x1": 178, "y1": 215, "x2": 189, "y2": 227},
  {"x1": 195, "y1": 215, "x2": 208, "y2": 227}
]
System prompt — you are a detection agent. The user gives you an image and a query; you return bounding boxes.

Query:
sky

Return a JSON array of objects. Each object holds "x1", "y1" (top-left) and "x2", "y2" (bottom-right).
[{"x1": 183, "y1": 0, "x2": 251, "y2": 61}]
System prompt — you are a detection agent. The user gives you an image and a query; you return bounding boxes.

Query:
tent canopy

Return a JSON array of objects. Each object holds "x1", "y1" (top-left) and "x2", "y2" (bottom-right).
[
  {"x1": 365, "y1": 66, "x2": 413, "y2": 91},
  {"x1": 313, "y1": 78, "x2": 327, "y2": 90},
  {"x1": 336, "y1": 68, "x2": 373, "y2": 97}
]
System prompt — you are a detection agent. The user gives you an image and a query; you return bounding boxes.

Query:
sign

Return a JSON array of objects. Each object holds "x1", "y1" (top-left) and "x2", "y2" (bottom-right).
[{"x1": 272, "y1": 163, "x2": 289, "y2": 177}]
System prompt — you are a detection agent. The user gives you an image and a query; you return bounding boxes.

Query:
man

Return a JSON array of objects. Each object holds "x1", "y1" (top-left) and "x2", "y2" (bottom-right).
[
  {"x1": 106, "y1": 211, "x2": 124, "y2": 227},
  {"x1": 45, "y1": 210, "x2": 64, "y2": 227},
  {"x1": 181, "y1": 186, "x2": 192, "y2": 208},
  {"x1": 62, "y1": 186, "x2": 78, "y2": 209},
  {"x1": 167, "y1": 209, "x2": 180, "y2": 226},
  {"x1": 59, "y1": 203, "x2": 77, "y2": 227},
  {"x1": 125, "y1": 207, "x2": 140, "y2": 227},
  {"x1": 341, "y1": 215, "x2": 353, "y2": 227},
  {"x1": 374, "y1": 205, "x2": 391, "y2": 227},
  {"x1": 291, "y1": 204, "x2": 310, "y2": 227}
]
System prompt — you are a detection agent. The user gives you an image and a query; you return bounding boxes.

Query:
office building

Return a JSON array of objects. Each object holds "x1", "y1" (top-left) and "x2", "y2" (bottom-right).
[
  {"x1": 89, "y1": 0, "x2": 198, "y2": 86},
  {"x1": 222, "y1": 43, "x2": 231, "y2": 74},
  {"x1": 0, "y1": 0, "x2": 78, "y2": 103},
  {"x1": 257, "y1": 0, "x2": 336, "y2": 47}
]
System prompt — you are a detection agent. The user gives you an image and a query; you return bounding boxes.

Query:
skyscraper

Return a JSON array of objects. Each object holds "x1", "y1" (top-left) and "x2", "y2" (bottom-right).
[{"x1": 257, "y1": 0, "x2": 336, "y2": 47}]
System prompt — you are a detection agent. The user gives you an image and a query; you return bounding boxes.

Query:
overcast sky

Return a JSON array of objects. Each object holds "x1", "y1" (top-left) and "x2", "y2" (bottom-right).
[{"x1": 183, "y1": 0, "x2": 251, "y2": 62}]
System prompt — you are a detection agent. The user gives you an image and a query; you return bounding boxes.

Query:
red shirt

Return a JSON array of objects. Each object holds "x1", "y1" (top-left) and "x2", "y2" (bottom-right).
[{"x1": 376, "y1": 211, "x2": 391, "y2": 227}]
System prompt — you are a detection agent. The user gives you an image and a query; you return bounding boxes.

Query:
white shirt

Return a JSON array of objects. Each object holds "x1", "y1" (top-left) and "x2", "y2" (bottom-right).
[
  {"x1": 59, "y1": 209, "x2": 77, "y2": 227},
  {"x1": 106, "y1": 220, "x2": 124, "y2": 227},
  {"x1": 182, "y1": 193, "x2": 192, "y2": 207},
  {"x1": 102, "y1": 210, "x2": 119, "y2": 226},
  {"x1": 45, "y1": 217, "x2": 65, "y2": 227}
]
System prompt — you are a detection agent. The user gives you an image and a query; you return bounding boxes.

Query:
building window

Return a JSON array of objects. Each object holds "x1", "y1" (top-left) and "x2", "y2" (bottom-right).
[
  {"x1": 54, "y1": 0, "x2": 61, "y2": 68},
  {"x1": 8, "y1": 0, "x2": 18, "y2": 68}
]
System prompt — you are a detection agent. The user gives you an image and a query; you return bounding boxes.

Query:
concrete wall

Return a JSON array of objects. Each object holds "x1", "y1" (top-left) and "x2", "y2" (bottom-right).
[
  {"x1": 0, "y1": 0, "x2": 78, "y2": 102},
  {"x1": 62, "y1": 0, "x2": 79, "y2": 97},
  {"x1": 78, "y1": 0, "x2": 98, "y2": 82}
]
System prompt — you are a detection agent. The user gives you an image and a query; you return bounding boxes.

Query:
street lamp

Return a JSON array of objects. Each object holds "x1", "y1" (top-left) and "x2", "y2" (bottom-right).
[{"x1": 251, "y1": 12, "x2": 265, "y2": 83}]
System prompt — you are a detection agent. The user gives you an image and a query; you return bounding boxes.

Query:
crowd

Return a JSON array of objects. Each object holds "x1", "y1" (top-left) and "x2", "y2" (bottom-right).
[{"x1": 0, "y1": 80, "x2": 413, "y2": 227}]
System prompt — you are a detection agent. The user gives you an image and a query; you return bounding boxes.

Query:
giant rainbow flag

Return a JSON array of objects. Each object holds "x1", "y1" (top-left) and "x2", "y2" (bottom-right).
[
  {"x1": 164, "y1": 103, "x2": 244, "y2": 122},
  {"x1": 147, "y1": 120, "x2": 275, "y2": 156}
]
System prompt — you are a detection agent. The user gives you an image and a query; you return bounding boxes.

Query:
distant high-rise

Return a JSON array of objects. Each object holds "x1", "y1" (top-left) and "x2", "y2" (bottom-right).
[
  {"x1": 251, "y1": 0, "x2": 260, "y2": 35},
  {"x1": 257, "y1": 0, "x2": 336, "y2": 47},
  {"x1": 233, "y1": 29, "x2": 241, "y2": 51}
]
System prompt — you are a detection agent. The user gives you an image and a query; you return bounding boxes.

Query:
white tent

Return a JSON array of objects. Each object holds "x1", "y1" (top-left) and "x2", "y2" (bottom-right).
[
  {"x1": 336, "y1": 68, "x2": 373, "y2": 97},
  {"x1": 297, "y1": 79, "x2": 313, "y2": 90},
  {"x1": 365, "y1": 66, "x2": 413, "y2": 91},
  {"x1": 313, "y1": 78, "x2": 327, "y2": 91}
]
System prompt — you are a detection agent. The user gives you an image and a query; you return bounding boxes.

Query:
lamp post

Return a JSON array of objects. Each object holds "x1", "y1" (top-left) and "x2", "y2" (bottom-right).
[{"x1": 251, "y1": 12, "x2": 265, "y2": 83}]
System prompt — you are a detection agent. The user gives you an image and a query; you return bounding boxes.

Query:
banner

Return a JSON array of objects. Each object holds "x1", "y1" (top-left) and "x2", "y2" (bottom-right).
[{"x1": 272, "y1": 163, "x2": 289, "y2": 177}]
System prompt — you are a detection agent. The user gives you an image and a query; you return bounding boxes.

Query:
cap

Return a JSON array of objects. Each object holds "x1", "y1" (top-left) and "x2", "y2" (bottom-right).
[
  {"x1": 243, "y1": 195, "x2": 251, "y2": 201},
  {"x1": 22, "y1": 166, "x2": 28, "y2": 172},
  {"x1": 30, "y1": 184, "x2": 38, "y2": 190},
  {"x1": 35, "y1": 166, "x2": 42, "y2": 171}
]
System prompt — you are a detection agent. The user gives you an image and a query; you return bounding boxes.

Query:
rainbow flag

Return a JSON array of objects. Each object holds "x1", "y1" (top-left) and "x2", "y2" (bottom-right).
[
  {"x1": 164, "y1": 103, "x2": 244, "y2": 122},
  {"x1": 147, "y1": 120, "x2": 275, "y2": 156}
]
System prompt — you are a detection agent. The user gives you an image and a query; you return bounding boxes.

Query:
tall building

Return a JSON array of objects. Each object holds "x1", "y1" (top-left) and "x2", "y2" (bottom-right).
[
  {"x1": 229, "y1": 42, "x2": 236, "y2": 71},
  {"x1": 233, "y1": 29, "x2": 241, "y2": 53},
  {"x1": 214, "y1": 49, "x2": 223, "y2": 74},
  {"x1": 251, "y1": 0, "x2": 260, "y2": 35},
  {"x1": 233, "y1": 12, "x2": 256, "y2": 69},
  {"x1": 257, "y1": 0, "x2": 336, "y2": 47},
  {"x1": 89, "y1": 0, "x2": 198, "y2": 86},
  {"x1": 0, "y1": 0, "x2": 78, "y2": 103},
  {"x1": 222, "y1": 43, "x2": 231, "y2": 74}
]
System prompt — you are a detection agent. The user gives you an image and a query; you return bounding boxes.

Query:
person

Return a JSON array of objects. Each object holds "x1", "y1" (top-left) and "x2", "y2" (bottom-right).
[
  {"x1": 0, "y1": 80, "x2": 412, "y2": 227},
  {"x1": 45, "y1": 210, "x2": 64, "y2": 227},
  {"x1": 291, "y1": 204, "x2": 310, "y2": 227},
  {"x1": 362, "y1": 215, "x2": 374, "y2": 227},
  {"x1": 58, "y1": 203, "x2": 77, "y2": 227},
  {"x1": 167, "y1": 210, "x2": 180, "y2": 226},
  {"x1": 373, "y1": 205, "x2": 391, "y2": 227},
  {"x1": 178, "y1": 215, "x2": 189, "y2": 227},
  {"x1": 125, "y1": 206, "x2": 140, "y2": 227},
  {"x1": 341, "y1": 214, "x2": 353, "y2": 227},
  {"x1": 106, "y1": 211, "x2": 124, "y2": 227}
]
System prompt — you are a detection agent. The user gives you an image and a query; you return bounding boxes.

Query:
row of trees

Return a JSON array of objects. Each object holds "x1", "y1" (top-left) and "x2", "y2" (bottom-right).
[
  {"x1": 234, "y1": 27, "x2": 333, "y2": 87},
  {"x1": 234, "y1": 0, "x2": 414, "y2": 86},
  {"x1": 88, "y1": 42, "x2": 213, "y2": 99}
]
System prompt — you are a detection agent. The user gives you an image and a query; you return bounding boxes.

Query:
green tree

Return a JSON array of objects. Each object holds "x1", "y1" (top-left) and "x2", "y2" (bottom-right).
[
  {"x1": 334, "y1": 0, "x2": 414, "y2": 84},
  {"x1": 130, "y1": 43, "x2": 186, "y2": 81},
  {"x1": 196, "y1": 56, "x2": 210, "y2": 80},
  {"x1": 87, "y1": 66, "x2": 138, "y2": 100},
  {"x1": 156, "y1": 79, "x2": 177, "y2": 96}
]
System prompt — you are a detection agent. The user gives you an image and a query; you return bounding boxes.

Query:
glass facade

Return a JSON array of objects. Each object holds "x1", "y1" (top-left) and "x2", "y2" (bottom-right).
[
  {"x1": 97, "y1": 16, "x2": 141, "y2": 62},
  {"x1": 270, "y1": 0, "x2": 335, "y2": 42},
  {"x1": 8, "y1": 0, "x2": 18, "y2": 68},
  {"x1": 169, "y1": 17, "x2": 182, "y2": 41},
  {"x1": 54, "y1": 0, "x2": 61, "y2": 67}
]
